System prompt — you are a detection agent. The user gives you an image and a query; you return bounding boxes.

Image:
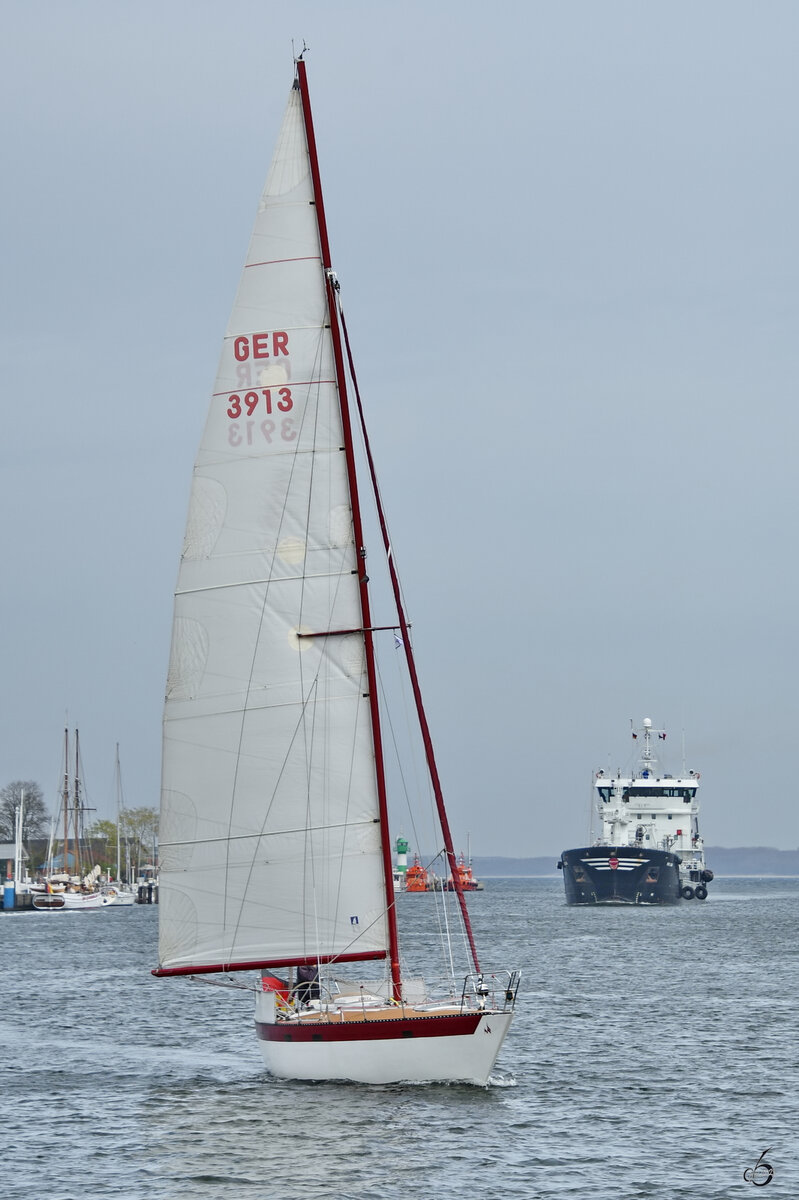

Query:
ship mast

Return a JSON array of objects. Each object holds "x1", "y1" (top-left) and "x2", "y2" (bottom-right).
[
  {"x1": 640, "y1": 718, "x2": 654, "y2": 770},
  {"x1": 74, "y1": 728, "x2": 82, "y2": 878}
]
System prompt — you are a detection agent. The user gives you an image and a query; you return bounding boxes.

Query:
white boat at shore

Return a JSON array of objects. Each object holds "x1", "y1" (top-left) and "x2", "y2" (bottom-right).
[
  {"x1": 101, "y1": 885, "x2": 136, "y2": 906},
  {"x1": 32, "y1": 889, "x2": 117, "y2": 911}
]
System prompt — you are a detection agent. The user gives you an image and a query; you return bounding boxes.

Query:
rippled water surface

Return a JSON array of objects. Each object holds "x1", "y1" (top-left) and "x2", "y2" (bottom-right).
[{"x1": 1, "y1": 877, "x2": 795, "y2": 1199}]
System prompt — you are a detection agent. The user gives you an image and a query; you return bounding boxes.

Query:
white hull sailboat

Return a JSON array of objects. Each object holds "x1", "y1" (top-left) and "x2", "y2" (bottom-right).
[
  {"x1": 153, "y1": 57, "x2": 517, "y2": 1085},
  {"x1": 100, "y1": 885, "x2": 136, "y2": 906},
  {"x1": 254, "y1": 988, "x2": 511, "y2": 1085},
  {"x1": 33, "y1": 890, "x2": 117, "y2": 911},
  {"x1": 33, "y1": 729, "x2": 123, "y2": 912}
]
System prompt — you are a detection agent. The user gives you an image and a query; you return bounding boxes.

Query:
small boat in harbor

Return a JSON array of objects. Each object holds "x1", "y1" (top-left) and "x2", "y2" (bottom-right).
[
  {"x1": 445, "y1": 851, "x2": 484, "y2": 892},
  {"x1": 152, "y1": 57, "x2": 518, "y2": 1085},
  {"x1": 32, "y1": 730, "x2": 130, "y2": 913},
  {"x1": 404, "y1": 856, "x2": 431, "y2": 892},
  {"x1": 558, "y1": 718, "x2": 713, "y2": 906},
  {"x1": 32, "y1": 888, "x2": 117, "y2": 911},
  {"x1": 100, "y1": 885, "x2": 136, "y2": 906}
]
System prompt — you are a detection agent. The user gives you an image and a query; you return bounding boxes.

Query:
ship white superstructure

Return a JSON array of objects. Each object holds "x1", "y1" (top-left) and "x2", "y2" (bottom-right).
[{"x1": 594, "y1": 719, "x2": 712, "y2": 899}]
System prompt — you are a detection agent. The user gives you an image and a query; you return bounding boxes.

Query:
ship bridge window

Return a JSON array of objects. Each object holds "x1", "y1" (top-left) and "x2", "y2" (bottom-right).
[
  {"x1": 628, "y1": 786, "x2": 695, "y2": 799},
  {"x1": 597, "y1": 787, "x2": 612, "y2": 802}
]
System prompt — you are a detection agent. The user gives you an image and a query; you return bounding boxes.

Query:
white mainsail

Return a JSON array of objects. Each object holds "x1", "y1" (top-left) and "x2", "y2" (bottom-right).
[{"x1": 158, "y1": 82, "x2": 388, "y2": 972}]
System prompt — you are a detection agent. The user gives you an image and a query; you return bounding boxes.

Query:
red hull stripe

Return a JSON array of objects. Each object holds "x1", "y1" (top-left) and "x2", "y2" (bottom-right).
[
  {"x1": 152, "y1": 950, "x2": 386, "y2": 978},
  {"x1": 255, "y1": 1012, "x2": 483, "y2": 1043}
]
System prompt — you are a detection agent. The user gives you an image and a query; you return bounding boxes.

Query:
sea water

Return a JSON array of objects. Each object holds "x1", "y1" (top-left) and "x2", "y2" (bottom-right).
[{"x1": 0, "y1": 877, "x2": 795, "y2": 1199}]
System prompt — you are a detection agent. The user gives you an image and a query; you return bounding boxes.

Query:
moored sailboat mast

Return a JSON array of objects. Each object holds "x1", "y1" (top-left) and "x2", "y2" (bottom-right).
[
  {"x1": 62, "y1": 727, "x2": 70, "y2": 879},
  {"x1": 73, "y1": 728, "x2": 82, "y2": 878}
]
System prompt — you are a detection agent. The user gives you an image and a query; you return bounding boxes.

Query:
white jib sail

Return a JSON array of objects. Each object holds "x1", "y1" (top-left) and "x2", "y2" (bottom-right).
[{"x1": 158, "y1": 82, "x2": 389, "y2": 972}]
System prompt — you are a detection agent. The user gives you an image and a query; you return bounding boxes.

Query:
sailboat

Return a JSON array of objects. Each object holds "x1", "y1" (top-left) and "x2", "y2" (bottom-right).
[
  {"x1": 152, "y1": 57, "x2": 518, "y2": 1084},
  {"x1": 100, "y1": 745, "x2": 136, "y2": 906},
  {"x1": 33, "y1": 729, "x2": 118, "y2": 911}
]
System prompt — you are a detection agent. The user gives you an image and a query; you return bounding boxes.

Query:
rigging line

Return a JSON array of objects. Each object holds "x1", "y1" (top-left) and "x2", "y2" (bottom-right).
[
  {"x1": 294, "y1": 333, "x2": 366, "y2": 969},
  {"x1": 370, "y1": 653, "x2": 415, "y2": 972},
  {"x1": 338, "y1": 299, "x2": 482, "y2": 976},
  {"x1": 319, "y1": 650, "x2": 405, "y2": 965},
  {"x1": 222, "y1": 324, "x2": 327, "y2": 940},
  {"x1": 220, "y1": 434, "x2": 309, "y2": 930},
  {"x1": 374, "y1": 565, "x2": 467, "y2": 983},
  {"x1": 387, "y1": 634, "x2": 446, "y2": 902},
  {"x1": 373, "y1": 658, "x2": 413, "y2": 825},
  {"x1": 376, "y1": 628, "x2": 460, "y2": 977},
  {"x1": 424, "y1": 850, "x2": 450, "y2": 979},
  {"x1": 288, "y1": 340, "x2": 382, "y2": 968},
  {"x1": 223, "y1": 675, "x2": 324, "y2": 953},
  {"x1": 307, "y1": 911, "x2": 403, "y2": 984},
  {"x1": 426, "y1": 849, "x2": 463, "y2": 988},
  {"x1": 382, "y1": 625, "x2": 427, "y2": 821},
  {"x1": 327, "y1": 643, "x2": 375, "y2": 963},
  {"x1": 436, "y1": 853, "x2": 457, "y2": 984},
  {"x1": 373, "y1": 648, "x2": 426, "y2": 890},
  {"x1": 318, "y1": 905, "x2": 392, "y2": 964},
  {"x1": 296, "y1": 338, "x2": 327, "y2": 965}
]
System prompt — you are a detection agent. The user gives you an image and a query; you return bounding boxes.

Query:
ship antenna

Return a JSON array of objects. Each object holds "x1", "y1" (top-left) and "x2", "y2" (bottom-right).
[{"x1": 641, "y1": 717, "x2": 653, "y2": 765}]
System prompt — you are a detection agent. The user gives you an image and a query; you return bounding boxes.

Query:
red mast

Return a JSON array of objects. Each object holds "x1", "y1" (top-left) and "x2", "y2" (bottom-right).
[{"x1": 295, "y1": 58, "x2": 403, "y2": 1001}]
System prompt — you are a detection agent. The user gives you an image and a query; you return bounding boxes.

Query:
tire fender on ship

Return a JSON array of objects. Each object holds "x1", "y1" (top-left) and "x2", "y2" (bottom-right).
[
  {"x1": 680, "y1": 885, "x2": 695, "y2": 900},
  {"x1": 694, "y1": 884, "x2": 708, "y2": 900}
]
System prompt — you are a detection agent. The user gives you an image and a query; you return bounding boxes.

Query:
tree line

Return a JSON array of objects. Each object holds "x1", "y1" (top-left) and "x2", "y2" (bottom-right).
[{"x1": 0, "y1": 780, "x2": 158, "y2": 878}]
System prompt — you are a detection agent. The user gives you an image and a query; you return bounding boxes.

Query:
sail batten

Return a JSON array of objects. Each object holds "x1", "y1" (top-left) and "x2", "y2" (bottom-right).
[
  {"x1": 175, "y1": 572, "x2": 361, "y2": 599},
  {"x1": 162, "y1": 816, "x2": 380, "y2": 851}
]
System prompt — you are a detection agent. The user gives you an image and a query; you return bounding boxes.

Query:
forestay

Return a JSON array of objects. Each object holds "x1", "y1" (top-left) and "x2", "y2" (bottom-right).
[{"x1": 158, "y1": 82, "x2": 388, "y2": 972}]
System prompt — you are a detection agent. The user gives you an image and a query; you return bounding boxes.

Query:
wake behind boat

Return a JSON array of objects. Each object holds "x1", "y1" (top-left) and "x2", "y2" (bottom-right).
[
  {"x1": 558, "y1": 718, "x2": 713, "y2": 906},
  {"x1": 152, "y1": 58, "x2": 518, "y2": 1085}
]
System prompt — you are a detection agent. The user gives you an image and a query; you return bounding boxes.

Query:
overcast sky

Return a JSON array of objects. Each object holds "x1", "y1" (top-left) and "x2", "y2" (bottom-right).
[{"x1": 2, "y1": 0, "x2": 797, "y2": 856}]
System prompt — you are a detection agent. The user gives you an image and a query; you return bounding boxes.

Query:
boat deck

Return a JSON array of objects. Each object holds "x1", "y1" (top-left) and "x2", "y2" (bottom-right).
[{"x1": 279, "y1": 1003, "x2": 465, "y2": 1025}]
